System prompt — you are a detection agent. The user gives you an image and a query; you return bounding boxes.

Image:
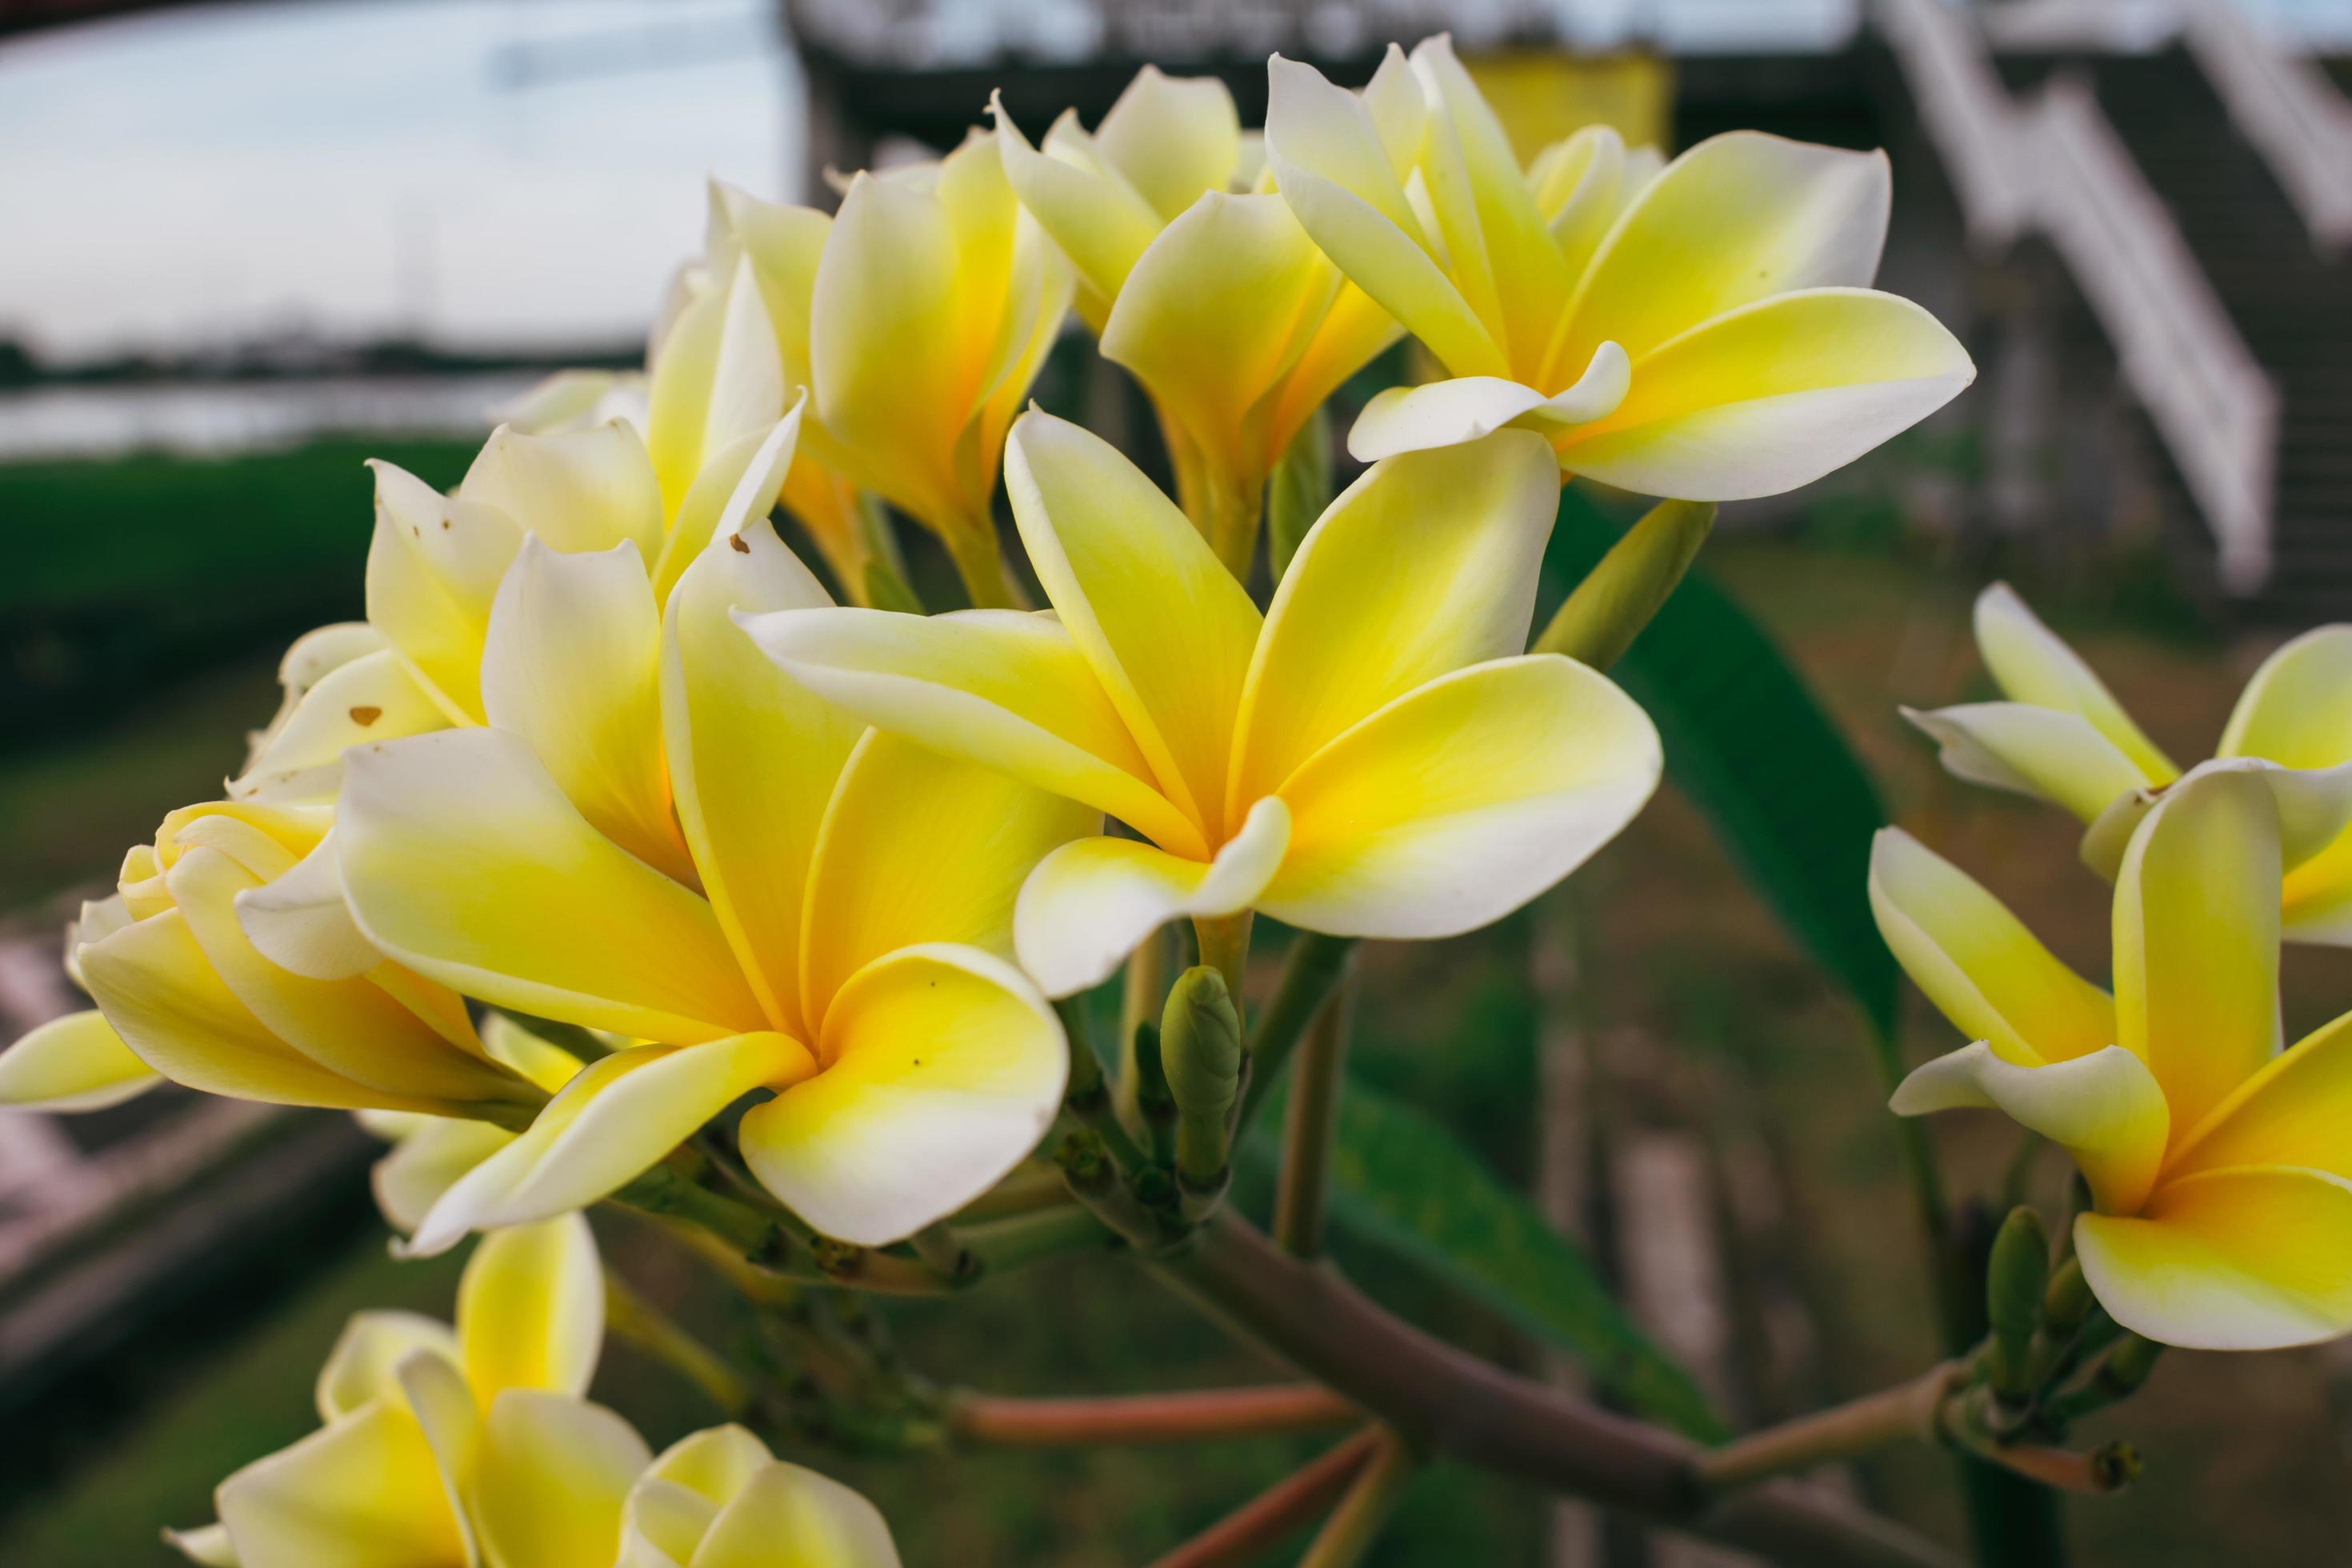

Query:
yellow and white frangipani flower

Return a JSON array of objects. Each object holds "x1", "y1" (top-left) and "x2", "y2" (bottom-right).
[
  {"x1": 1907, "y1": 582, "x2": 2352, "y2": 942},
  {"x1": 1264, "y1": 36, "x2": 1974, "y2": 494},
  {"x1": 993, "y1": 65, "x2": 1401, "y2": 573},
  {"x1": 810, "y1": 130, "x2": 1074, "y2": 606},
  {"x1": 333, "y1": 498, "x2": 1091, "y2": 1251},
  {"x1": 741, "y1": 410, "x2": 1662, "y2": 999},
  {"x1": 0, "y1": 893, "x2": 162, "y2": 1111},
  {"x1": 167, "y1": 1215, "x2": 650, "y2": 1568},
  {"x1": 1875, "y1": 768, "x2": 2352, "y2": 1350},
  {"x1": 617, "y1": 1425, "x2": 901, "y2": 1568},
  {"x1": 0, "y1": 801, "x2": 538, "y2": 1122}
]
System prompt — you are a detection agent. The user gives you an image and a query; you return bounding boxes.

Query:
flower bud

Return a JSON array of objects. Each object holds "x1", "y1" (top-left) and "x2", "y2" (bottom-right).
[
  {"x1": 1161, "y1": 966, "x2": 1242, "y2": 1192},
  {"x1": 1986, "y1": 1206, "x2": 2048, "y2": 1396},
  {"x1": 2043, "y1": 1254, "x2": 2096, "y2": 1333}
]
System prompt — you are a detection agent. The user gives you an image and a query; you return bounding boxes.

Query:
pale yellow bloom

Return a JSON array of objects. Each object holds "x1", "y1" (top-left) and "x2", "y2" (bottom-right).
[
  {"x1": 741, "y1": 411, "x2": 1661, "y2": 998},
  {"x1": 1907, "y1": 583, "x2": 2352, "y2": 942},
  {"x1": 809, "y1": 130, "x2": 1074, "y2": 604},
  {"x1": 994, "y1": 65, "x2": 1402, "y2": 572},
  {"x1": 1875, "y1": 767, "x2": 2352, "y2": 1349},
  {"x1": 1265, "y1": 36, "x2": 1973, "y2": 494},
  {"x1": 0, "y1": 801, "x2": 537, "y2": 1120},
  {"x1": 617, "y1": 1426, "x2": 900, "y2": 1568},
  {"x1": 331, "y1": 490, "x2": 1090, "y2": 1250},
  {"x1": 167, "y1": 1215, "x2": 643, "y2": 1568}
]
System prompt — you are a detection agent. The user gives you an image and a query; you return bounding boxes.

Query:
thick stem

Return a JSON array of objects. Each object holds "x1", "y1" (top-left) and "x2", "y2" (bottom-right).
[
  {"x1": 1118, "y1": 925, "x2": 1174, "y2": 1129},
  {"x1": 950, "y1": 1384, "x2": 1357, "y2": 1446},
  {"x1": 1695, "y1": 1364, "x2": 1963, "y2": 1493},
  {"x1": 1237, "y1": 934, "x2": 1355, "y2": 1133},
  {"x1": 1272, "y1": 981, "x2": 1354, "y2": 1258},
  {"x1": 1531, "y1": 498, "x2": 1714, "y2": 670},
  {"x1": 1191, "y1": 911, "x2": 1254, "y2": 1010},
  {"x1": 1297, "y1": 1430, "x2": 1418, "y2": 1568},
  {"x1": 1153, "y1": 1213, "x2": 1957, "y2": 1567},
  {"x1": 1146, "y1": 1430, "x2": 1382, "y2": 1568}
]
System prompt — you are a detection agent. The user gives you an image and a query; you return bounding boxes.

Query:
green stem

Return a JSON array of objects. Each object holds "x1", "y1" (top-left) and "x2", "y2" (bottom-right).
[
  {"x1": 941, "y1": 508, "x2": 1026, "y2": 610},
  {"x1": 1531, "y1": 498, "x2": 1715, "y2": 670},
  {"x1": 961, "y1": 1204, "x2": 1118, "y2": 1273},
  {"x1": 1055, "y1": 996, "x2": 1150, "y2": 1173},
  {"x1": 1236, "y1": 933, "x2": 1355, "y2": 1133},
  {"x1": 1272, "y1": 979, "x2": 1353, "y2": 1259},
  {"x1": 949, "y1": 1383, "x2": 1357, "y2": 1446},
  {"x1": 1118, "y1": 925, "x2": 1174, "y2": 1130},
  {"x1": 606, "y1": 1165, "x2": 954, "y2": 1297},
  {"x1": 1191, "y1": 911, "x2": 1254, "y2": 1010},
  {"x1": 604, "y1": 1271, "x2": 750, "y2": 1416},
  {"x1": 1297, "y1": 1430, "x2": 1418, "y2": 1568},
  {"x1": 1150, "y1": 1212, "x2": 1956, "y2": 1567},
  {"x1": 1694, "y1": 1363, "x2": 1963, "y2": 1494}
]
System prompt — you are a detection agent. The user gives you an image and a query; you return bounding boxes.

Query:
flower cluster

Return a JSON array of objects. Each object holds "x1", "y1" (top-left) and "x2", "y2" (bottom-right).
[{"x1": 49, "y1": 34, "x2": 2318, "y2": 1564}]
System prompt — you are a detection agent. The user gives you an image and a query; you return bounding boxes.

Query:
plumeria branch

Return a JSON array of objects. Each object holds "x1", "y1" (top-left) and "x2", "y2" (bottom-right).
[
  {"x1": 1271, "y1": 978, "x2": 1353, "y2": 1258},
  {"x1": 1296, "y1": 1429, "x2": 1419, "y2": 1568},
  {"x1": 1146, "y1": 1429, "x2": 1385, "y2": 1568},
  {"x1": 948, "y1": 1384, "x2": 1358, "y2": 1446}
]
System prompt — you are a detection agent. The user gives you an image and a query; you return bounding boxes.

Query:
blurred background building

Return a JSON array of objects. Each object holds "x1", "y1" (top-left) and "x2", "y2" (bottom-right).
[{"x1": 2, "y1": 2, "x2": 2350, "y2": 1563}]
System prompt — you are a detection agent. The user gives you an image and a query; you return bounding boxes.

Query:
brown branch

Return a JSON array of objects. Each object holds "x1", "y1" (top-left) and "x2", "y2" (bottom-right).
[
  {"x1": 1153, "y1": 1211, "x2": 1959, "y2": 1568},
  {"x1": 1146, "y1": 1430, "x2": 1382, "y2": 1568},
  {"x1": 950, "y1": 1384, "x2": 1358, "y2": 1447}
]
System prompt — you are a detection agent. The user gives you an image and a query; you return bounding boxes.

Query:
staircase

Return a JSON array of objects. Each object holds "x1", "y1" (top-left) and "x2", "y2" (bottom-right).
[{"x1": 2090, "y1": 50, "x2": 2352, "y2": 622}]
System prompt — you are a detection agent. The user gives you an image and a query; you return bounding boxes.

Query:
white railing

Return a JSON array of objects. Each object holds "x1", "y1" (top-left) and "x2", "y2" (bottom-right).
[
  {"x1": 1873, "y1": 0, "x2": 2280, "y2": 593},
  {"x1": 2182, "y1": 0, "x2": 2352, "y2": 254}
]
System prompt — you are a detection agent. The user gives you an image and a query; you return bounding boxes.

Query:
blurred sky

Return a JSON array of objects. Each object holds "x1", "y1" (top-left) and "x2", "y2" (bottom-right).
[{"x1": 0, "y1": 0, "x2": 799, "y2": 365}]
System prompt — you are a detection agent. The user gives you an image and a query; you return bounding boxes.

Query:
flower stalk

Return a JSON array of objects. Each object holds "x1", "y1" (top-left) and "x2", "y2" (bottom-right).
[
  {"x1": 1272, "y1": 978, "x2": 1354, "y2": 1259},
  {"x1": 948, "y1": 1383, "x2": 1357, "y2": 1446}
]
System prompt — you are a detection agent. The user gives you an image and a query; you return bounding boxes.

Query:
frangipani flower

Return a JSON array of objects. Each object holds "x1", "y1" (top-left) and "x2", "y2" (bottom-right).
[
  {"x1": 811, "y1": 130, "x2": 1074, "y2": 606},
  {"x1": 332, "y1": 492, "x2": 1090, "y2": 1250},
  {"x1": 1874, "y1": 766, "x2": 2352, "y2": 1349},
  {"x1": 742, "y1": 411, "x2": 1662, "y2": 999},
  {"x1": 1265, "y1": 36, "x2": 1974, "y2": 494},
  {"x1": 1907, "y1": 582, "x2": 2352, "y2": 942},
  {"x1": 0, "y1": 801, "x2": 538, "y2": 1122},
  {"x1": 167, "y1": 1215, "x2": 647, "y2": 1568},
  {"x1": 618, "y1": 1425, "x2": 900, "y2": 1568},
  {"x1": 994, "y1": 66, "x2": 1401, "y2": 573}
]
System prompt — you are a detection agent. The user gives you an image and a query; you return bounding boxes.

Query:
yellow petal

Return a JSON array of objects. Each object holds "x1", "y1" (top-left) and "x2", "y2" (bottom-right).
[
  {"x1": 459, "y1": 422, "x2": 665, "y2": 561},
  {"x1": 738, "y1": 606, "x2": 1203, "y2": 859},
  {"x1": 1005, "y1": 410, "x2": 1262, "y2": 836},
  {"x1": 1261, "y1": 655, "x2": 1660, "y2": 939},
  {"x1": 2075, "y1": 1165, "x2": 2352, "y2": 1350},
  {"x1": 409, "y1": 1035, "x2": 812, "y2": 1258},
  {"x1": 622, "y1": 1427, "x2": 773, "y2": 1566},
  {"x1": 1265, "y1": 54, "x2": 1506, "y2": 378},
  {"x1": 499, "y1": 369, "x2": 647, "y2": 436},
  {"x1": 1554, "y1": 288, "x2": 1974, "y2": 500},
  {"x1": 1892, "y1": 1042, "x2": 2167, "y2": 1215},
  {"x1": 78, "y1": 910, "x2": 438, "y2": 1113},
  {"x1": 214, "y1": 1401, "x2": 463, "y2": 1568},
  {"x1": 641, "y1": 1422, "x2": 772, "y2": 1504},
  {"x1": 665, "y1": 512, "x2": 854, "y2": 1038},
  {"x1": 802, "y1": 730, "x2": 1098, "y2": 1023},
  {"x1": 1530, "y1": 124, "x2": 1626, "y2": 274},
  {"x1": 1867, "y1": 827, "x2": 2117, "y2": 1066},
  {"x1": 2167, "y1": 1009, "x2": 2352, "y2": 1182},
  {"x1": 474, "y1": 1390, "x2": 650, "y2": 1568},
  {"x1": 365, "y1": 460, "x2": 525, "y2": 724},
  {"x1": 994, "y1": 97, "x2": 1165, "y2": 302},
  {"x1": 168, "y1": 843, "x2": 521, "y2": 1109},
  {"x1": 738, "y1": 946, "x2": 1064, "y2": 1245},
  {"x1": 480, "y1": 538, "x2": 690, "y2": 882},
  {"x1": 316, "y1": 1310, "x2": 461, "y2": 1422},
  {"x1": 2220, "y1": 624, "x2": 2352, "y2": 770},
  {"x1": 1014, "y1": 798, "x2": 1290, "y2": 999},
  {"x1": 162, "y1": 1522, "x2": 238, "y2": 1566},
  {"x1": 1900, "y1": 702, "x2": 2147, "y2": 825},
  {"x1": 457, "y1": 1213, "x2": 603, "y2": 1402},
  {"x1": 232, "y1": 650, "x2": 448, "y2": 806},
  {"x1": 2286, "y1": 831, "x2": 2352, "y2": 946},
  {"x1": 339, "y1": 730, "x2": 763, "y2": 1044},
  {"x1": 1345, "y1": 348, "x2": 1626, "y2": 462},
  {"x1": 1974, "y1": 584, "x2": 2175, "y2": 785},
  {"x1": 2114, "y1": 768, "x2": 2282, "y2": 1141},
  {"x1": 1097, "y1": 65, "x2": 1240, "y2": 220},
  {"x1": 1231, "y1": 430, "x2": 1559, "y2": 814},
  {"x1": 691, "y1": 1462, "x2": 902, "y2": 1568},
  {"x1": 1098, "y1": 192, "x2": 1339, "y2": 479},
  {"x1": 234, "y1": 830, "x2": 378, "y2": 981},
  {"x1": 374, "y1": 1118, "x2": 518, "y2": 1236},
  {"x1": 647, "y1": 257, "x2": 787, "y2": 517},
  {"x1": 1555, "y1": 129, "x2": 1890, "y2": 378},
  {"x1": 650, "y1": 399, "x2": 806, "y2": 606},
  {"x1": 707, "y1": 182, "x2": 828, "y2": 384},
  {"x1": 1259, "y1": 276, "x2": 1406, "y2": 462},
  {"x1": 394, "y1": 1347, "x2": 483, "y2": 1564},
  {"x1": 0, "y1": 1008, "x2": 161, "y2": 1111}
]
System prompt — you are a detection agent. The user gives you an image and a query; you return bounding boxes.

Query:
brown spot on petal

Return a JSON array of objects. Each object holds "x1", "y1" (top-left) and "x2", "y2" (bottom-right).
[
  {"x1": 729, "y1": 532, "x2": 751, "y2": 554},
  {"x1": 349, "y1": 706, "x2": 382, "y2": 726}
]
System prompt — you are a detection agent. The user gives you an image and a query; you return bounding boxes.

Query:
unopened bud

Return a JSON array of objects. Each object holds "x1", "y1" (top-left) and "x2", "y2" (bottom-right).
[
  {"x1": 1161, "y1": 966, "x2": 1242, "y2": 1193},
  {"x1": 2101, "y1": 1333, "x2": 2162, "y2": 1398},
  {"x1": 2043, "y1": 1255, "x2": 2095, "y2": 1332},
  {"x1": 1986, "y1": 1206, "x2": 2048, "y2": 1395}
]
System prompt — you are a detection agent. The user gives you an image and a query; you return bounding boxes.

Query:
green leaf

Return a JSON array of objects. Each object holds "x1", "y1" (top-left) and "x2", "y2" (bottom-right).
[
  {"x1": 1266, "y1": 404, "x2": 1332, "y2": 583},
  {"x1": 1246, "y1": 1078, "x2": 1726, "y2": 1441},
  {"x1": 1542, "y1": 490, "x2": 1901, "y2": 1058}
]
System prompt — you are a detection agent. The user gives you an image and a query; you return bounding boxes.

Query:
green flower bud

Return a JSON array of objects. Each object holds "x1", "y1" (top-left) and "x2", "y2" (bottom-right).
[
  {"x1": 1161, "y1": 966, "x2": 1242, "y2": 1193},
  {"x1": 2043, "y1": 1254, "x2": 2095, "y2": 1333},
  {"x1": 1986, "y1": 1206, "x2": 2048, "y2": 1396}
]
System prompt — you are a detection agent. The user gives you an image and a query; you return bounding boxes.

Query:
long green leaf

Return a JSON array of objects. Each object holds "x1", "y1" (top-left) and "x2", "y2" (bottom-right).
[
  {"x1": 1246, "y1": 1079, "x2": 1726, "y2": 1440},
  {"x1": 1542, "y1": 491, "x2": 1901, "y2": 1056}
]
